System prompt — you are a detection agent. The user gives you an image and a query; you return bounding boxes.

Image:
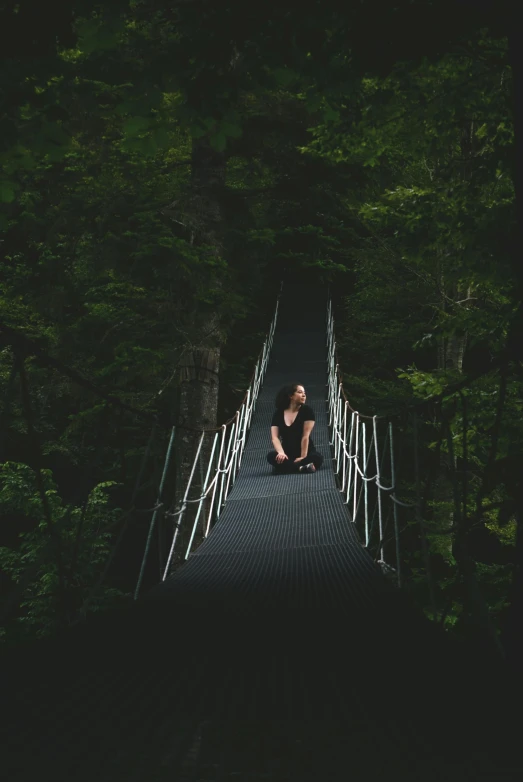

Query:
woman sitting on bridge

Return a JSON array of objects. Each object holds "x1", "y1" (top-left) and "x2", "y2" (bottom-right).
[{"x1": 267, "y1": 384, "x2": 323, "y2": 474}]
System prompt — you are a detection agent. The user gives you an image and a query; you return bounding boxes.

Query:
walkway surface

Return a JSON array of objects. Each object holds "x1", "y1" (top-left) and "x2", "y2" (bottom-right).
[
  {"x1": 1, "y1": 285, "x2": 517, "y2": 781},
  {"x1": 150, "y1": 285, "x2": 384, "y2": 621}
]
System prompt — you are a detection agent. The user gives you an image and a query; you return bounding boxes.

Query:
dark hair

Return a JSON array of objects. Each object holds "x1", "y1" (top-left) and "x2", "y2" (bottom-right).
[{"x1": 274, "y1": 383, "x2": 302, "y2": 410}]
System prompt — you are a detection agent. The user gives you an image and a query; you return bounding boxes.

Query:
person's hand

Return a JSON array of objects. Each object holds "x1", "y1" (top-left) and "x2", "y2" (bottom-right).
[
  {"x1": 294, "y1": 457, "x2": 306, "y2": 463},
  {"x1": 275, "y1": 452, "x2": 288, "y2": 464}
]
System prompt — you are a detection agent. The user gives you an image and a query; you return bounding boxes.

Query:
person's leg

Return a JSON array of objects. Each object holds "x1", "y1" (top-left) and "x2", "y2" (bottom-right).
[
  {"x1": 298, "y1": 451, "x2": 323, "y2": 473},
  {"x1": 267, "y1": 451, "x2": 293, "y2": 474},
  {"x1": 309, "y1": 452, "x2": 323, "y2": 470}
]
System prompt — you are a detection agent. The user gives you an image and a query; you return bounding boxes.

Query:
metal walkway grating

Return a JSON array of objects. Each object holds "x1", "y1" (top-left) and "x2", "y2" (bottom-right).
[
  {"x1": 188, "y1": 490, "x2": 361, "y2": 553},
  {"x1": 2, "y1": 283, "x2": 513, "y2": 782},
  {"x1": 151, "y1": 285, "x2": 383, "y2": 614}
]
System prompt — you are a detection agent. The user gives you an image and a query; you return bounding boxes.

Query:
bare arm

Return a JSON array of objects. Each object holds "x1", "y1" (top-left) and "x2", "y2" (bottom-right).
[
  {"x1": 271, "y1": 425, "x2": 288, "y2": 463},
  {"x1": 296, "y1": 420, "x2": 315, "y2": 460},
  {"x1": 271, "y1": 426, "x2": 284, "y2": 453}
]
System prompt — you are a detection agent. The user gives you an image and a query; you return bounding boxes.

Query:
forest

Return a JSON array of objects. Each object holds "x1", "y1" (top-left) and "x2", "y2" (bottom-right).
[{"x1": 0, "y1": 0, "x2": 521, "y2": 670}]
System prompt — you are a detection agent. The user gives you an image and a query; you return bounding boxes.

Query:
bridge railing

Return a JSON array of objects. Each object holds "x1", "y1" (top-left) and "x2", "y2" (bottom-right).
[
  {"x1": 134, "y1": 291, "x2": 281, "y2": 596},
  {"x1": 326, "y1": 300, "x2": 418, "y2": 587}
]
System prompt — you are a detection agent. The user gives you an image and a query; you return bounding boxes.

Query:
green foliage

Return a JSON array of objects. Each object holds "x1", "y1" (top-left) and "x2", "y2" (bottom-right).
[
  {"x1": 397, "y1": 367, "x2": 455, "y2": 399},
  {"x1": 302, "y1": 30, "x2": 519, "y2": 641},
  {"x1": 0, "y1": 3, "x2": 519, "y2": 650},
  {"x1": 0, "y1": 462, "x2": 124, "y2": 639}
]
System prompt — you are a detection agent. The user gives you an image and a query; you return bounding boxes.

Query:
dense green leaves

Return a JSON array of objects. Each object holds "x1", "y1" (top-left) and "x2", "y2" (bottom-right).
[
  {"x1": 0, "y1": 2, "x2": 520, "y2": 651},
  {"x1": 0, "y1": 462, "x2": 123, "y2": 639},
  {"x1": 302, "y1": 32, "x2": 519, "y2": 639}
]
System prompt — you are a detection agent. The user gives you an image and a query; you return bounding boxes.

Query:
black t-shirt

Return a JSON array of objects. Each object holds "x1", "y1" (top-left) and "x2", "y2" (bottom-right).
[{"x1": 271, "y1": 404, "x2": 316, "y2": 458}]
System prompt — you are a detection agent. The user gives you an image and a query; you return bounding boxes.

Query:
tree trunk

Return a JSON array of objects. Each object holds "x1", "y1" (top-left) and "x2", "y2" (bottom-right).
[
  {"x1": 444, "y1": 332, "x2": 467, "y2": 372},
  {"x1": 168, "y1": 137, "x2": 226, "y2": 572}
]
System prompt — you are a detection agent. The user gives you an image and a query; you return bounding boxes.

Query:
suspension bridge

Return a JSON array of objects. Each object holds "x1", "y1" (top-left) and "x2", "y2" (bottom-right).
[{"x1": 1, "y1": 284, "x2": 518, "y2": 780}]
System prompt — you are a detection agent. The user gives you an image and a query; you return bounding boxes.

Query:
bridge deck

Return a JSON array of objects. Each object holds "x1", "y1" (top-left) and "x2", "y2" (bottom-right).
[
  {"x1": 1, "y1": 285, "x2": 515, "y2": 781},
  {"x1": 150, "y1": 286, "x2": 384, "y2": 619}
]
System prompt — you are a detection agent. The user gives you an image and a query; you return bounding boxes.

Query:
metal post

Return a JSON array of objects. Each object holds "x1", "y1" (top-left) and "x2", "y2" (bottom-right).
[
  {"x1": 162, "y1": 431, "x2": 205, "y2": 580},
  {"x1": 253, "y1": 360, "x2": 260, "y2": 400},
  {"x1": 239, "y1": 388, "x2": 251, "y2": 467},
  {"x1": 345, "y1": 413, "x2": 356, "y2": 505},
  {"x1": 352, "y1": 415, "x2": 360, "y2": 522},
  {"x1": 205, "y1": 425, "x2": 227, "y2": 536},
  {"x1": 327, "y1": 352, "x2": 335, "y2": 410},
  {"x1": 217, "y1": 420, "x2": 236, "y2": 518},
  {"x1": 254, "y1": 359, "x2": 262, "y2": 399},
  {"x1": 362, "y1": 423, "x2": 369, "y2": 546},
  {"x1": 261, "y1": 340, "x2": 268, "y2": 373},
  {"x1": 332, "y1": 380, "x2": 341, "y2": 445},
  {"x1": 328, "y1": 362, "x2": 338, "y2": 428},
  {"x1": 327, "y1": 373, "x2": 334, "y2": 427},
  {"x1": 389, "y1": 422, "x2": 401, "y2": 587},
  {"x1": 328, "y1": 377, "x2": 335, "y2": 440},
  {"x1": 373, "y1": 416, "x2": 384, "y2": 562},
  {"x1": 245, "y1": 388, "x2": 255, "y2": 433},
  {"x1": 334, "y1": 396, "x2": 342, "y2": 471},
  {"x1": 184, "y1": 431, "x2": 219, "y2": 560},
  {"x1": 134, "y1": 426, "x2": 176, "y2": 599},
  {"x1": 230, "y1": 409, "x2": 242, "y2": 487},
  {"x1": 224, "y1": 415, "x2": 239, "y2": 500},
  {"x1": 337, "y1": 397, "x2": 343, "y2": 469},
  {"x1": 341, "y1": 402, "x2": 348, "y2": 492},
  {"x1": 333, "y1": 385, "x2": 340, "y2": 452},
  {"x1": 367, "y1": 427, "x2": 389, "y2": 549}
]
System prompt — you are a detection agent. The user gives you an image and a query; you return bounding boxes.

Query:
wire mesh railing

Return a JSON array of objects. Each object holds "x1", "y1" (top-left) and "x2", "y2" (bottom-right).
[
  {"x1": 326, "y1": 300, "x2": 419, "y2": 587},
  {"x1": 134, "y1": 291, "x2": 281, "y2": 597}
]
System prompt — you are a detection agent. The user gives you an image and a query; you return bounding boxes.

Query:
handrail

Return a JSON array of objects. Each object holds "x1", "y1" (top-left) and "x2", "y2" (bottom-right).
[
  {"x1": 326, "y1": 299, "x2": 417, "y2": 586},
  {"x1": 134, "y1": 286, "x2": 282, "y2": 595}
]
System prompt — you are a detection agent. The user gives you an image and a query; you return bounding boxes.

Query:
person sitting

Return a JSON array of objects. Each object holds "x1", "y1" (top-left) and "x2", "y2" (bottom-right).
[{"x1": 266, "y1": 383, "x2": 324, "y2": 474}]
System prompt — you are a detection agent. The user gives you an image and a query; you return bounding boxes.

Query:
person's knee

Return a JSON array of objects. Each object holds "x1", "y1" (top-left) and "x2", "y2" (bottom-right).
[
  {"x1": 267, "y1": 450, "x2": 277, "y2": 465},
  {"x1": 314, "y1": 453, "x2": 323, "y2": 468}
]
